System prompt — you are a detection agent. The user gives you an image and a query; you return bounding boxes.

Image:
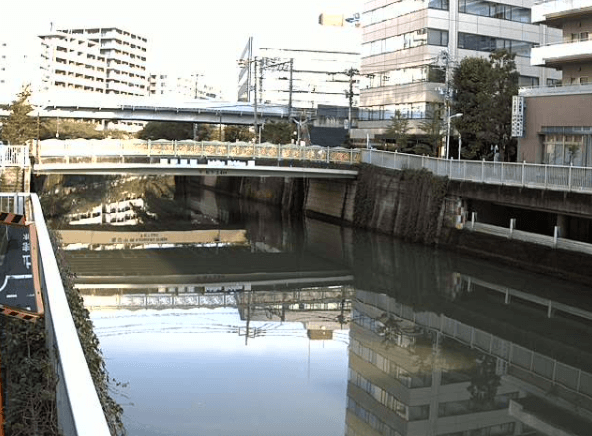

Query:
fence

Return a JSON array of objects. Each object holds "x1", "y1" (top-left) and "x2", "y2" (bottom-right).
[
  {"x1": 30, "y1": 194, "x2": 111, "y2": 436},
  {"x1": 465, "y1": 216, "x2": 592, "y2": 256},
  {"x1": 0, "y1": 193, "x2": 27, "y2": 215},
  {"x1": 0, "y1": 145, "x2": 29, "y2": 167},
  {"x1": 37, "y1": 140, "x2": 362, "y2": 165},
  {"x1": 361, "y1": 149, "x2": 592, "y2": 193}
]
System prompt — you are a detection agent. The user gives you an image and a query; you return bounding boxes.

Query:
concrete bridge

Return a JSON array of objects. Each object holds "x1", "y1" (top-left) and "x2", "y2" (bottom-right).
[{"x1": 31, "y1": 139, "x2": 359, "y2": 178}]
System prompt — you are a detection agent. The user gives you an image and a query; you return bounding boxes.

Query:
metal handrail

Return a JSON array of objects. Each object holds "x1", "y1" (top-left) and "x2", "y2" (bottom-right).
[{"x1": 361, "y1": 149, "x2": 592, "y2": 193}]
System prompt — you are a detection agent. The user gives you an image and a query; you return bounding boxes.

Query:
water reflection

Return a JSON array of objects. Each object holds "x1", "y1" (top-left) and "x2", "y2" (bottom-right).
[{"x1": 49, "y1": 182, "x2": 592, "y2": 436}]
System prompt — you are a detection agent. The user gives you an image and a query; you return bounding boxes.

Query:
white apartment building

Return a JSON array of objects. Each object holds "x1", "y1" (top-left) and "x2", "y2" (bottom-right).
[
  {"x1": 39, "y1": 27, "x2": 148, "y2": 96},
  {"x1": 353, "y1": 0, "x2": 563, "y2": 144},
  {"x1": 38, "y1": 31, "x2": 107, "y2": 95},
  {"x1": 237, "y1": 29, "x2": 361, "y2": 113},
  {"x1": 148, "y1": 72, "x2": 222, "y2": 100}
]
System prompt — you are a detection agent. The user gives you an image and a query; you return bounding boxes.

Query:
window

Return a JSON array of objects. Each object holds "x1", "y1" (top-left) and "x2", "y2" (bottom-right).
[
  {"x1": 428, "y1": 29, "x2": 449, "y2": 47},
  {"x1": 429, "y1": 0, "x2": 449, "y2": 10},
  {"x1": 459, "y1": 0, "x2": 530, "y2": 23},
  {"x1": 458, "y1": 32, "x2": 532, "y2": 57},
  {"x1": 519, "y1": 75, "x2": 539, "y2": 87}
]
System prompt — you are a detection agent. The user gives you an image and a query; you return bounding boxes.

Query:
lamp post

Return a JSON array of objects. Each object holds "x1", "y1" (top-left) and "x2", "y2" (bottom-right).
[{"x1": 446, "y1": 113, "x2": 462, "y2": 159}]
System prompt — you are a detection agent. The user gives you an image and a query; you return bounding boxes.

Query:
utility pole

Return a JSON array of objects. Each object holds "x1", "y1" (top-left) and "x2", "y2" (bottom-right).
[
  {"x1": 345, "y1": 68, "x2": 359, "y2": 142},
  {"x1": 442, "y1": 50, "x2": 452, "y2": 159},
  {"x1": 253, "y1": 57, "x2": 258, "y2": 143},
  {"x1": 288, "y1": 58, "x2": 293, "y2": 117}
]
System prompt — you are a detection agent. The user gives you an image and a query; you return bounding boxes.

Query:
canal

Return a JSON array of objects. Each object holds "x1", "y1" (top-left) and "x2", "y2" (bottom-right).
[{"x1": 45, "y1": 176, "x2": 592, "y2": 436}]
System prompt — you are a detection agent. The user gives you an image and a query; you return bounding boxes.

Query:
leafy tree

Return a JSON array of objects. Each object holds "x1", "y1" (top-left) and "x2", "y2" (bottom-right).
[
  {"x1": 137, "y1": 121, "x2": 194, "y2": 140},
  {"x1": 418, "y1": 106, "x2": 445, "y2": 156},
  {"x1": 452, "y1": 50, "x2": 518, "y2": 161},
  {"x1": 40, "y1": 119, "x2": 103, "y2": 140},
  {"x1": 1, "y1": 87, "x2": 36, "y2": 145},
  {"x1": 194, "y1": 123, "x2": 214, "y2": 141},
  {"x1": 224, "y1": 125, "x2": 254, "y2": 142},
  {"x1": 384, "y1": 110, "x2": 410, "y2": 151},
  {"x1": 467, "y1": 354, "x2": 501, "y2": 411},
  {"x1": 260, "y1": 121, "x2": 294, "y2": 144}
]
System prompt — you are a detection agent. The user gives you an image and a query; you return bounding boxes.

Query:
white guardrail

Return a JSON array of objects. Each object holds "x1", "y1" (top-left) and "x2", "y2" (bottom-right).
[
  {"x1": 361, "y1": 149, "x2": 592, "y2": 193},
  {"x1": 36, "y1": 140, "x2": 361, "y2": 165},
  {"x1": 30, "y1": 194, "x2": 111, "y2": 436},
  {"x1": 0, "y1": 145, "x2": 29, "y2": 167}
]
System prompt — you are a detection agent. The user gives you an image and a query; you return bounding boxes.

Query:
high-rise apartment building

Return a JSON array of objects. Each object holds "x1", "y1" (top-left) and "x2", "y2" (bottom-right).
[
  {"x1": 148, "y1": 72, "x2": 222, "y2": 100},
  {"x1": 39, "y1": 27, "x2": 148, "y2": 96},
  {"x1": 352, "y1": 0, "x2": 563, "y2": 145},
  {"x1": 515, "y1": 0, "x2": 592, "y2": 166}
]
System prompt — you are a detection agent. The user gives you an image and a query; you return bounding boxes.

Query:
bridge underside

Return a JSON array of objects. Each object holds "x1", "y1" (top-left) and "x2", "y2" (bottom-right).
[
  {"x1": 36, "y1": 107, "x2": 290, "y2": 125},
  {"x1": 33, "y1": 163, "x2": 358, "y2": 178}
]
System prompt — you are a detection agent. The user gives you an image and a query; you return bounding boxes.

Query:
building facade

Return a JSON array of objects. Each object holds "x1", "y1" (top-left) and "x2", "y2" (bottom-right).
[
  {"x1": 353, "y1": 0, "x2": 563, "y2": 146},
  {"x1": 148, "y1": 72, "x2": 222, "y2": 100},
  {"x1": 39, "y1": 27, "x2": 148, "y2": 97},
  {"x1": 237, "y1": 31, "x2": 361, "y2": 114},
  {"x1": 515, "y1": 0, "x2": 592, "y2": 165}
]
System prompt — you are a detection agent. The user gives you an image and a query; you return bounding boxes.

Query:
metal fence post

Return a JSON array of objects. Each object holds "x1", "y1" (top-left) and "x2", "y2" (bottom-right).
[
  {"x1": 481, "y1": 159, "x2": 485, "y2": 182},
  {"x1": 568, "y1": 164, "x2": 572, "y2": 191},
  {"x1": 327, "y1": 146, "x2": 330, "y2": 163},
  {"x1": 471, "y1": 212, "x2": 476, "y2": 230},
  {"x1": 545, "y1": 165, "x2": 548, "y2": 188},
  {"x1": 522, "y1": 161, "x2": 525, "y2": 186},
  {"x1": 509, "y1": 218, "x2": 516, "y2": 238},
  {"x1": 501, "y1": 162, "x2": 504, "y2": 184},
  {"x1": 554, "y1": 226, "x2": 560, "y2": 247}
]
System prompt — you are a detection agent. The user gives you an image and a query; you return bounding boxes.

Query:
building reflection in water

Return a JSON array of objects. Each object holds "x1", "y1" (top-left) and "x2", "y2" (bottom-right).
[{"x1": 345, "y1": 288, "x2": 592, "y2": 436}]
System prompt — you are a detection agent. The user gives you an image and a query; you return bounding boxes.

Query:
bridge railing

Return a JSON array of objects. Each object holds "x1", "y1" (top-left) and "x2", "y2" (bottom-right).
[
  {"x1": 30, "y1": 194, "x2": 111, "y2": 436},
  {"x1": 361, "y1": 149, "x2": 592, "y2": 193},
  {"x1": 0, "y1": 145, "x2": 29, "y2": 167},
  {"x1": 37, "y1": 139, "x2": 362, "y2": 165}
]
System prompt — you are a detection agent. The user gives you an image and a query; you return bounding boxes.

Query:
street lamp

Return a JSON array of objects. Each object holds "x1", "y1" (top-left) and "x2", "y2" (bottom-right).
[{"x1": 446, "y1": 113, "x2": 462, "y2": 159}]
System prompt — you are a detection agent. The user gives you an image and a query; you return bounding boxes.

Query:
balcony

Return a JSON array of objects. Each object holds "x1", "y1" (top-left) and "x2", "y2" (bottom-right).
[
  {"x1": 532, "y1": 0, "x2": 592, "y2": 25},
  {"x1": 531, "y1": 38, "x2": 592, "y2": 66}
]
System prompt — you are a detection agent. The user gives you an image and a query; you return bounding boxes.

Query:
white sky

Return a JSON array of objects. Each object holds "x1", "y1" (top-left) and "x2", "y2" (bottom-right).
[{"x1": 3, "y1": 0, "x2": 362, "y2": 99}]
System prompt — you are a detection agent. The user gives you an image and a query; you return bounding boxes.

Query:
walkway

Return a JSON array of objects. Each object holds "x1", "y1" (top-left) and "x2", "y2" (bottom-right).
[{"x1": 362, "y1": 149, "x2": 592, "y2": 193}]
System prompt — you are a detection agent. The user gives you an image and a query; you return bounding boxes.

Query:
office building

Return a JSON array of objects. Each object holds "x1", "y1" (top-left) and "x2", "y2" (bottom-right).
[
  {"x1": 352, "y1": 0, "x2": 563, "y2": 147},
  {"x1": 515, "y1": 0, "x2": 592, "y2": 165},
  {"x1": 237, "y1": 31, "x2": 361, "y2": 112}
]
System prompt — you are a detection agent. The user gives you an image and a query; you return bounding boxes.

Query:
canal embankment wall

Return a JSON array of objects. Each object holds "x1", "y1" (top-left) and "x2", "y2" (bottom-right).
[{"x1": 190, "y1": 165, "x2": 592, "y2": 285}]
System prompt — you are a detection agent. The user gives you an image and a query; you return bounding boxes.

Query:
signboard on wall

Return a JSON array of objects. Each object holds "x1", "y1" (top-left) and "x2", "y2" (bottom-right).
[{"x1": 511, "y1": 96, "x2": 525, "y2": 138}]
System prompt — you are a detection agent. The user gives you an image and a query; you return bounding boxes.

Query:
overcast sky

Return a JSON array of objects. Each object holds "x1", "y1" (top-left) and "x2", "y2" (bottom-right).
[{"x1": 3, "y1": 0, "x2": 361, "y2": 98}]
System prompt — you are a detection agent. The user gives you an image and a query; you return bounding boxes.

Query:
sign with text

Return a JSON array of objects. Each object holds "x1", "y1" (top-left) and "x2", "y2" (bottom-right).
[{"x1": 0, "y1": 221, "x2": 43, "y2": 321}]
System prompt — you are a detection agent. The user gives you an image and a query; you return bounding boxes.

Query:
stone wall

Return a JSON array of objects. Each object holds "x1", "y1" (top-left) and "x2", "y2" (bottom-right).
[{"x1": 353, "y1": 165, "x2": 449, "y2": 244}]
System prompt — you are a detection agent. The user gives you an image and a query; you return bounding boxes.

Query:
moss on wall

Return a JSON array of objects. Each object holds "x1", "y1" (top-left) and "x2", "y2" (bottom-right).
[{"x1": 353, "y1": 165, "x2": 448, "y2": 244}]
